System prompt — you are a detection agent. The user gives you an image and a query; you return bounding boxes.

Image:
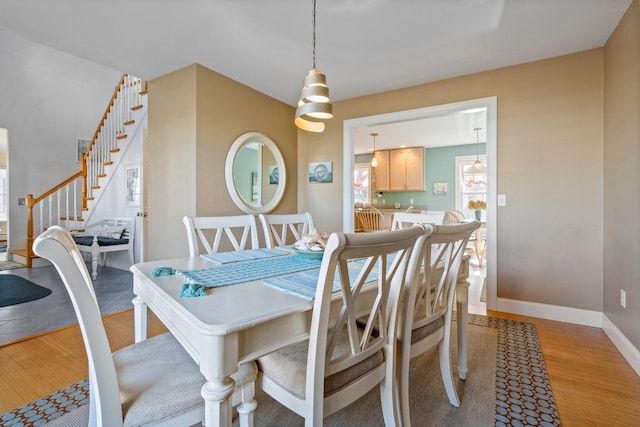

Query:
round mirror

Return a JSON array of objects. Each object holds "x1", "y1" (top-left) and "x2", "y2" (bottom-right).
[{"x1": 225, "y1": 132, "x2": 287, "y2": 214}]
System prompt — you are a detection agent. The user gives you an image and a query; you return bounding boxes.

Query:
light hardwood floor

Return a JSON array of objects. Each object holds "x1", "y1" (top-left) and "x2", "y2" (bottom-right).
[{"x1": 1, "y1": 309, "x2": 639, "y2": 426}]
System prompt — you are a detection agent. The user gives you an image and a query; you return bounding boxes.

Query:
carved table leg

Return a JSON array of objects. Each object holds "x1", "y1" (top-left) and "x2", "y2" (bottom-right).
[
  {"x1": 201, "y1": 377, "x2": 236, "y2": 427},
  {"x1": 132, "y1": 295, "x2": 148, "y2": 343}
]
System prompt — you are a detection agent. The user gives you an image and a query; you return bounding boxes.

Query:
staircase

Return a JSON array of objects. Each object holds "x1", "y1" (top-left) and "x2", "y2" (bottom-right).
[{"x1": 14, "y1": 74, "x2": 147, "y2": 268}]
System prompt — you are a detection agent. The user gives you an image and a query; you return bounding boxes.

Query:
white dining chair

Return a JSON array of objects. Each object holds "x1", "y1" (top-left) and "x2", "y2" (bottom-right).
[
  {"x1": 183, "y1": 214, "x2": 259, "y2": 256},
  {"x1": 256, "y1": 226, "x2": 429, "y2": 426},
  {"x1": 396, "y1": 220, "x2": 479, "y2": 425},
  {"x1": 390, "y1": 211, "x2": 446, "y2": 230},
  {"x1": 258, "y1": 212, "x2": 314, "y2": 247},
  {"x1": 33, "y1": 226, "x2": 258, "y2": 427}
]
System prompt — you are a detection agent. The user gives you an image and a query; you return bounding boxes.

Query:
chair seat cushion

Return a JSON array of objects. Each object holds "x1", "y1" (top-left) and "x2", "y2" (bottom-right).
[
  {"x1": 114, "y1": 332, "x2": 256, "y2": 426},
  {"x1": 42, "y1": 334, "x2": 256, "y2": 427},
  {"x1": 257, "y1": 330, "x2": 383, "y2": 400},
  {"x1": 411, "y1": 316, "x2": 444, "y2": 344},
  {"x1": 73, "y1": 236, "x2": 129, "y2": 246}
]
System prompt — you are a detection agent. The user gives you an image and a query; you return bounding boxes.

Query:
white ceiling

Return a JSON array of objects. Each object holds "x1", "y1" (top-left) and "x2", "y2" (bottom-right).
[
  {"x1": 0, "y1": 0, "x2": 630, "y2": 152},
  {"x1": 352, "y1": 108, "x2": 487, "y2": 154}
]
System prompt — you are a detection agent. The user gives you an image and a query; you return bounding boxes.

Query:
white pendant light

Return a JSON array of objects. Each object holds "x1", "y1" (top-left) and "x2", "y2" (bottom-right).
[
  {"x1": 465, "y1": 127, "x2": 486, "y2": 175},
  {"x1": 295, "y1": 0, "x2": 333, "y2": 132},
  {"x1": 370, "y1": 133, "x2": 378, "y2": 167}
]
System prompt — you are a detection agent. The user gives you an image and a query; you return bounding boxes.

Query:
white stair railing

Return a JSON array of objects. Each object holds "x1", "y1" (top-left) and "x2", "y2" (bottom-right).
[{"x1": 25, "y1": 74, "x2": 146, "y2": 268}]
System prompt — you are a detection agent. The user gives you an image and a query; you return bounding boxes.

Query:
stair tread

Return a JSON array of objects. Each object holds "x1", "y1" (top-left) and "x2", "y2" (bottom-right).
[
  {"x1": 24, "y1": 76, "x2": 147, "y2": 269},
  {"x1": 11, "y1": 248, "x2": 39, "y2": 259}
]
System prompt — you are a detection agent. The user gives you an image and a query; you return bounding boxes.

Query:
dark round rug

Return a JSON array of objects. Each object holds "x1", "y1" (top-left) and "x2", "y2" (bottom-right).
[{"x1": 0, "y1": 275, "x2": 52, "y2": 307}]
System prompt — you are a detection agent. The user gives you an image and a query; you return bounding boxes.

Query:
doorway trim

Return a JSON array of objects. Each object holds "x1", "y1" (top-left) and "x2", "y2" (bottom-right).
[{"x1": 342, "y1": 96, "x2": 497, "y2": 309}]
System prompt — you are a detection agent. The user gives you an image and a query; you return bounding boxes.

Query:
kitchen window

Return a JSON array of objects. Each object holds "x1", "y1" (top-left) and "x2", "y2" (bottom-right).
[
  {"x1": 354, "y1": 163, "x2": 371, "y2": 205},
  {"x1": 456, "y1": 155, "x2": 486, "y2": 221}
]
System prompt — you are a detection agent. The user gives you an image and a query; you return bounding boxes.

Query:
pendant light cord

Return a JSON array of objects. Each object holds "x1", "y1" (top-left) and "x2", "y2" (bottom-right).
[{"x1": 312, "y1": 0, "x2": 317, "y2": 69}]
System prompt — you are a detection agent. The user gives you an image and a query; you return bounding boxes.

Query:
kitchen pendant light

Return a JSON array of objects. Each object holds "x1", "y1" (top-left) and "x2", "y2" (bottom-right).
[
  {"x1": 465, "y1": 127, "x2": 486, "y2": 175},
  {"x1": 295, "y1": 0, "x2": 333, "y2": 132},
  {"x1": 370, "y1": 133, "x2": 378, "y2": 167}
]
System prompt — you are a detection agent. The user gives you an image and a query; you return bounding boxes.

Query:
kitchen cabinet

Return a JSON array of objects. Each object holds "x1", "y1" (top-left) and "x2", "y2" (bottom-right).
[
  {"x1": 374, "y1": 147, "x2": 424, "y2": 192},
  {"x1": 373, "y1": 150, "x2": 390, "y2": 191}
]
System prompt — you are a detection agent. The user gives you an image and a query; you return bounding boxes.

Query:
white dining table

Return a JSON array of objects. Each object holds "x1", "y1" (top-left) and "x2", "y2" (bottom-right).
[{"x1": 131, "y1": 252, "x2": 471, "y2": 427}]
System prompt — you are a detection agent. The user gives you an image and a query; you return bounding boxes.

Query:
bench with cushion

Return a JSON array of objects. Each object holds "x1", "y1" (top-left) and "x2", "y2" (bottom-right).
[{"x1": 72, "y1": 216, "x2": 135, "y2": 279}]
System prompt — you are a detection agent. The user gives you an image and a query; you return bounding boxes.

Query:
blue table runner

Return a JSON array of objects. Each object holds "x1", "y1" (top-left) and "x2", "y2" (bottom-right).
[
  {"x1": 177, "y1": 255, "x2": 322, "y2": 288},
  {"x1": 177, "y1": 253, "x2": 379, "y2": 300},
  {"x1": 200, "y1": 248, "x2": 289, "y2": 264},
  {"x1": 262, "y1": 267, "x2": 378, "y2": 300}
]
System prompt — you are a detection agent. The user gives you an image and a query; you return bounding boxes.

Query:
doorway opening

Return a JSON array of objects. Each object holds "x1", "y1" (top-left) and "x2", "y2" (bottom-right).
[{"x1": 342, "y1": 97, "x2": 497, "y2": 311}]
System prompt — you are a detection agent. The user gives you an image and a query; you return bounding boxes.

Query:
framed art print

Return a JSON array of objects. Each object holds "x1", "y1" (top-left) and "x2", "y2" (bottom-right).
[
  {"x1": 76, "y1": 138, "x2": 91, "y2": 162},
  {"x1": 433, "y1": 181, "x2": 448, "y2": 195},
  {"x1": 125, "y1": 164, "x2": 141, "y2": 207},
  {"x1": 309, "y1": 161, "x2": 333, "y2": 183}
]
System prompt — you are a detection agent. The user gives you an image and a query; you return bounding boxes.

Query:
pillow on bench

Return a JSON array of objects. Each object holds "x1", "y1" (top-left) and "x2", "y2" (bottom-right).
[{"x1": 73, "y1": 236, "x2": 129, "y2": 246}]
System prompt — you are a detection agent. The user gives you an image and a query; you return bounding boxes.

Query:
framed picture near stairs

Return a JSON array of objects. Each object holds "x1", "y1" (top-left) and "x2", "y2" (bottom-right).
[
  {"x1": 76, "y1": 138, "x2": 91, "y2": 162},
  {"x1": 125, "y1": 164, "x2": 141, "y2": 207}
]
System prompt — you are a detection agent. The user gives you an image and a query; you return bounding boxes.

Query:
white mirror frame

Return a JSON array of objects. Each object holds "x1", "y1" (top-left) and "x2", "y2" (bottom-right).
[{"x1": 225, "y1": 132, "x2": 287, "y2": 214}]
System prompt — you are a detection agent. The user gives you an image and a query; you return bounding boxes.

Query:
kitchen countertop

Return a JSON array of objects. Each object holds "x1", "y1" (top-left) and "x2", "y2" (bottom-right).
[{"x1": 370, "y1": 206, "x2": 429, "y2": 213}]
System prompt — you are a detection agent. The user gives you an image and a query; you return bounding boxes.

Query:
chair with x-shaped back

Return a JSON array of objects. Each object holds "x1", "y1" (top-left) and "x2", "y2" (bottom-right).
[
  {"x1": 258, "y1": 212, "x2": 314, "y2": 248},
  {"x1": 391, "y1": 211, "x2": 446, "y2": 230},
  {"x1": 396, "y1": 220, "x2": 480, "y2": 425},
  {"x1": 183, "y1": 214, "x2": 259, "y2": 257},
  {"x1": 256, "y1": 225, "x2": 429, "y2": 426},
  {"x1": 33, "y1": 226, "x2": 258, "y2": 427}
]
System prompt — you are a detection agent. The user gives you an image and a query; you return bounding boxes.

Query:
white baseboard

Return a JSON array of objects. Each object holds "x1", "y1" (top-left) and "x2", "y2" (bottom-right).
[
  {"x1": 496, "y1": 298, "x2": 640, "y2": 377},
  {"x1": 602, "y1": 314, "x2": 640, "y2": 377},
  {"x1": 496, "y1": 297, "x2": 602, "y2": 327}
]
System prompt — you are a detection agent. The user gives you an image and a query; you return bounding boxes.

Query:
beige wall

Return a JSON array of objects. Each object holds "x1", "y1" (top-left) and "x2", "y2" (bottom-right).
[
  {"x1": 603, "y1": 1, "x2": 640, "y2": 346},
  {"x1": 147, "y1": 64, "x2": 296, "y2": 260},
  {"x1": 299, "y1": 49, "x2": 605, "y2": 312},
  {"x1": 144, "y1": 2, "x2": 639, "y2": 351}
]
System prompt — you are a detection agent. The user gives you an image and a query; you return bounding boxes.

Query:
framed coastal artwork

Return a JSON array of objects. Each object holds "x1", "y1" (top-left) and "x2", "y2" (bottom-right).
[
  {"x1": 269, "y1": 165, "x2": 279, "y2": 184},
  {"x1": 433, "y1": 181, "x2": 448, "y2": 195},
  {"x1": 308, "y1": 161, "x2": 333, "y2": 183}
]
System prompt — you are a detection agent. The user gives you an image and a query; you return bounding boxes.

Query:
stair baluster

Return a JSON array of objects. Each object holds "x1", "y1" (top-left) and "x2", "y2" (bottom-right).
[{"x1": 22, "y1": 74, "x2": 146, "y2": 268}]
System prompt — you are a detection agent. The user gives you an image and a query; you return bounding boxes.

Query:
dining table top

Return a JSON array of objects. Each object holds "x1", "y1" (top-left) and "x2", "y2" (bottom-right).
[{"x1": 130, "y1": 250, "x2": 324, "y2": 335}]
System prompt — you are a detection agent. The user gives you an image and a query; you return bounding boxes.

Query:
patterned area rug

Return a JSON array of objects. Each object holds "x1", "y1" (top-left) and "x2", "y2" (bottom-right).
[
  {"x1": 0, "y1": 261, "x2": 25, "y2": 271},
  {"x1": 0, "y1": 381, "x2": 89, "y2": 426},
  {"x1": 469, "y1": 314, "x2": 561, "y2": 426},
  {"x1": 0, "y1": 315, "x2": 560, "y2": 426}
]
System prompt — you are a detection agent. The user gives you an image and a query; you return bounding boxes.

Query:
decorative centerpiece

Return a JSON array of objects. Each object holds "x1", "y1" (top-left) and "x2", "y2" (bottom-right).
[
  {"x1": 468, "y1": 199, "x2": 486, "y2": 220},
  {"x1": 293, "y1": 229, "x2": 328, "y2": 260}
]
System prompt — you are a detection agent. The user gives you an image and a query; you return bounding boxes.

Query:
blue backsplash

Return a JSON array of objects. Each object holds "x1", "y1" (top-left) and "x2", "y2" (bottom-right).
[{"x1": 354, "y1": 143, "x2": 485, "y2": 211}]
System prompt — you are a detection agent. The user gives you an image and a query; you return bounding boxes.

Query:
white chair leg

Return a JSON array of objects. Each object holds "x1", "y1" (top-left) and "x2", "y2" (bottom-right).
[
  {"x1": 397, "y1": 350, "x2": 412, "y2": 427},
  {"x1": 380, "y1": 350, "x2": 403, "y2": 427},
  {"x1": 236, "y1": 383, "x2": 257, "y2": 427},
  {"x1": 438, "y1": 340, "x2": 460, "y2": 407},
  {"x1": 90, "y1": 249, "x2": 98, "y2": 280}
]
